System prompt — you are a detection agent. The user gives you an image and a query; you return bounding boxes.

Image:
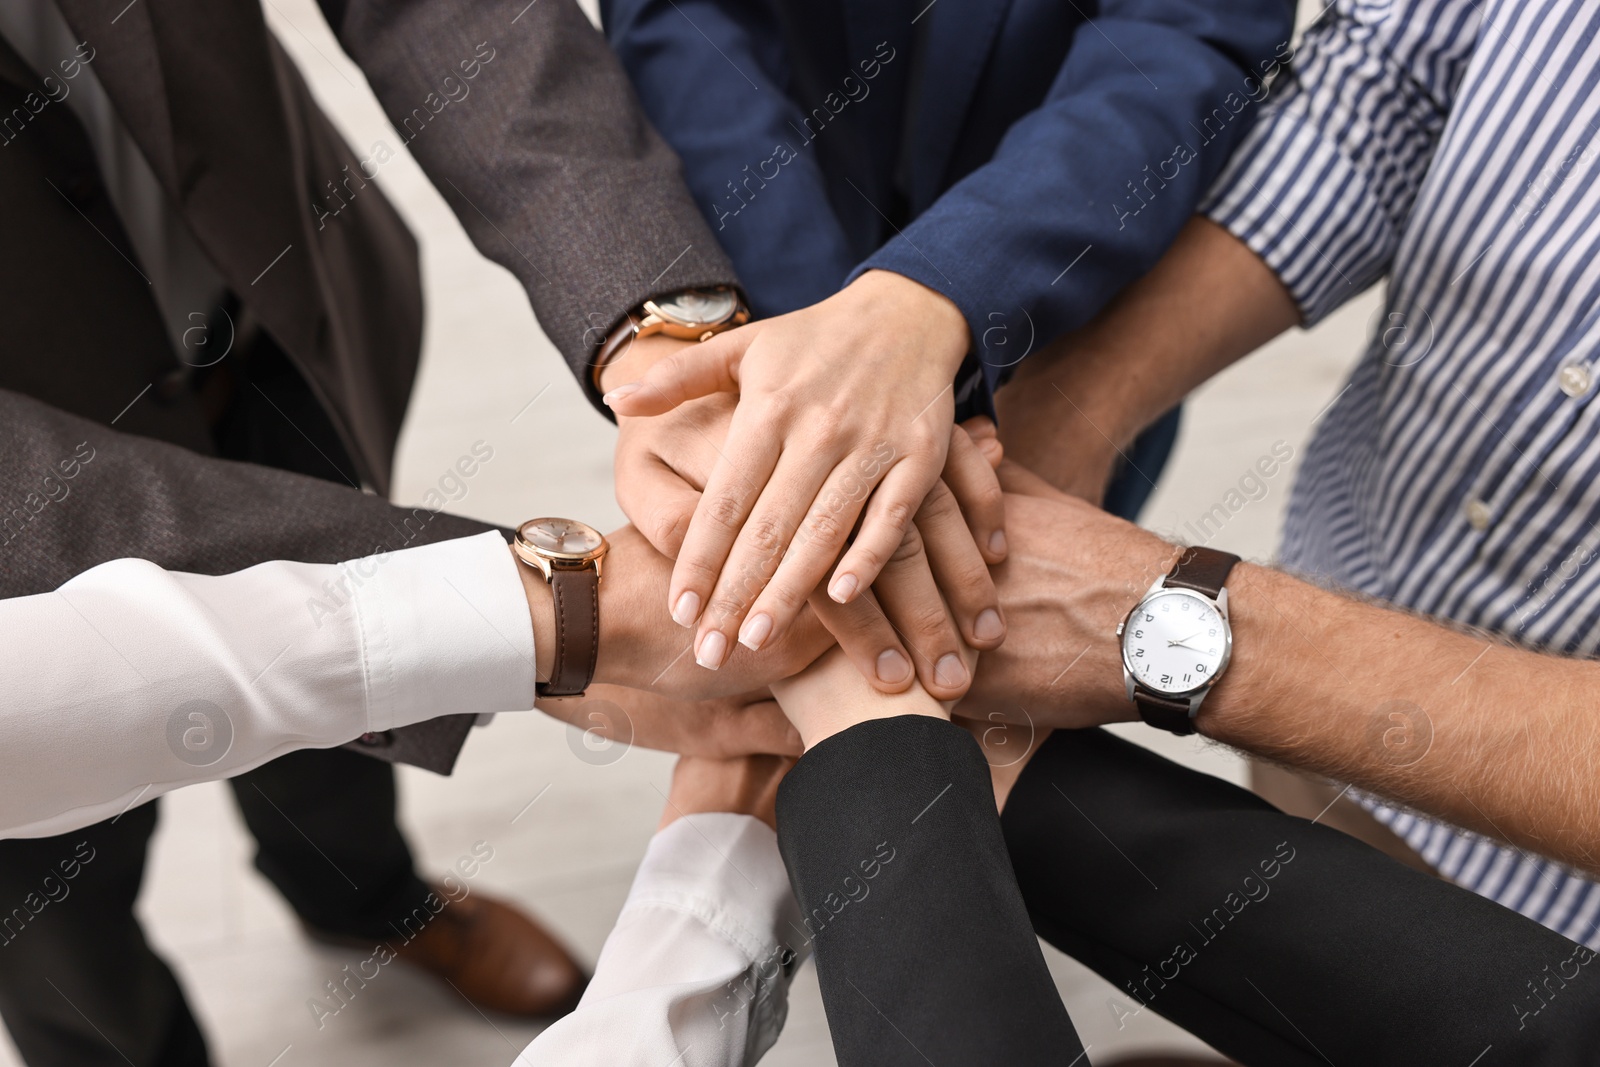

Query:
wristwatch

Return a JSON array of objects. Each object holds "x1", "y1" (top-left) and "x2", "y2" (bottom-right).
[
  {"x1": 1117, "y1": 546, "x2": 1241, "y2": 735},
  {"x1": 513, "y1": 518, "x2": 610, "y2": 698},
  {"x1": 593, "y1": 286, "x2": 750, "y2": 382}
]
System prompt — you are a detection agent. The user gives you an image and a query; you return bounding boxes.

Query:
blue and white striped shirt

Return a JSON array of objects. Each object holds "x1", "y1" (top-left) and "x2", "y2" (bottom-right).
[{"x1": 1203, "y1": 0, "x2": 1600, "y2": 947}]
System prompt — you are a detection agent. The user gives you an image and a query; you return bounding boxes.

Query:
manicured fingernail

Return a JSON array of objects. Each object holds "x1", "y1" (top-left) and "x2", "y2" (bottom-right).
[
  {"x1": 974, "y1": 608, "x2": 1004, "y2": 642},
  {"x1": 989, "y1": 530, "x2": 1008, "y2": 556},
  {"x1": 602, "y1": 382, "x2": 641, "y2": 405},
  {"x1": 672, "y1": 590, "x2": 700, "y2": 627},
  {"x1": 696, "y1": 630, "x2": 727, "y2": 670},
  {"x1": 829, "y1": 573, "x2": 859, "y2": 603},
  {"x1": 934, "y1": 653, "x2": 968, "y2": 689},
  {"x1": 876, "y1": 649, "x2": 912, "y2": 684},
  {"x1": 739, "y1": 613, "x2": 773, "y2": 651}
]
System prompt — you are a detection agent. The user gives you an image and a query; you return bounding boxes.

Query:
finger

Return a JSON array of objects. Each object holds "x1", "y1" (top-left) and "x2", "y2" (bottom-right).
[
  {"x1": 737, "y1": 454, "x2": 887, "y2": 653},
  {"x1": 693, "y1": 449, "x2": 833, "y2": 666},
  {"x1": 943, "y1": 423, "x2": 1008, "y2": 563},
  {"x1": 996, "y1": 457, "x2": 1067, "y2": 498},
  {"x1": 602, "y1": 326, "x2": 752, "y2": 415},
  {"x1": 826, "y1": 455, "x2": 942, "y2": 603},
  {"x1": 916, "y1": 479, "x2": 1005, "y2": 650},
  {"x1": 615, "y1": 450, "x2": 703, "y2": 559},
  {"x1": 808, "y1": 587, "x2": 918, "y2": 695},
  {"x1": 869, "y1": 519, "x2": 972, "y2": 701},
  {"x1": 668, "y1": 410, "x2": 784, "y2": 637},
  {"x1": 960, "y1": 415, "x2": 1003, "y2": 468}
]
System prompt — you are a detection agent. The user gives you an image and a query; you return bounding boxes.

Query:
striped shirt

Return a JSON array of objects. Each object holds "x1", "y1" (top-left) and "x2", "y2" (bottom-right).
[{"x1": 1203, "y1": 0, "x2": 1600, "y2": 947}]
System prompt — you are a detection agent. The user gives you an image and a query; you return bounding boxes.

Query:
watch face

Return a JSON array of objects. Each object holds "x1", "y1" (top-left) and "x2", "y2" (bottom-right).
[
  {"x1": 652, "y1": 288, "x2": 738, "y2": 327},
  {"x1": 1121, "y1": 589, "x2": 1231, "y2": 696},
  {"x1": 519, "y1": 518, "x2": 605, "y2": 560}
]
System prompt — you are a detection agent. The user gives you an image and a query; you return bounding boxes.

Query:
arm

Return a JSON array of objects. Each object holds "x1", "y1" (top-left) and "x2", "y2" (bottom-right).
[
  {"x1": 1000, "y1": 726, "x2": 1600, "y2": 1063},
  {"x1": 862, "y1": 0, "x2": 1292, "y2": 401},
  {"x1": 962, "y1": 466, "x2": 1600, "y2": 875},
  {"x1": 1001, "y1": 0, "x2": 1482, "y2": 494},
  {"x1": 331, "y1": 0, "x2": 741, "y2": 408},
  {"x1": 519, "y1": 754, "x2": 803, "y2": 1067},
  {"x1": 768, "y1": 649, "x2": 1085, "y2": 1066},
  {"x1": 599, "y1": 0, "x2": 857, "y2": 317}
]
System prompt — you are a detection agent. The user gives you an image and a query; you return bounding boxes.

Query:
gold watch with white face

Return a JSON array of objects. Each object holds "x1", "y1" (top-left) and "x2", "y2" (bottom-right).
[
  {"x1": 594, "y1": 287, "x2": 750, "y2": 383},
  {"x1": 513, "y1": 518, "x2": 609, "y2": 697}
]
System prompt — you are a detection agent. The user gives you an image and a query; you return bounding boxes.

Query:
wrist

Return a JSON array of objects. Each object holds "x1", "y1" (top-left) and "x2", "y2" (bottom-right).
[{"x1": 852, "y1": 269, "x2": 971, "y2": 380}]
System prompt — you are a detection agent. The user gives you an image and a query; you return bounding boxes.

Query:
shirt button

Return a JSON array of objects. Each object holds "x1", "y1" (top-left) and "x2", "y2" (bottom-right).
[
  {"x1": 1463, "y1": 497, "x2": 1492, "y2": 531},
  {"x1": 1558, "y1": 363, "x2": 1592, "y2": 397}
]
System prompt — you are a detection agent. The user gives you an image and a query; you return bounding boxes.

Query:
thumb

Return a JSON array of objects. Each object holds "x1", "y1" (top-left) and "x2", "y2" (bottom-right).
[{"x1": 602, "y1": 326, "x2": 753, "y2": 415}]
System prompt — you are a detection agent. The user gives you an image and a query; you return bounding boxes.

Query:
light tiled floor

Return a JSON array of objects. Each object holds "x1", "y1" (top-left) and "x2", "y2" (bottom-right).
[{"x1": 0, "y1": 3, "x2": 1374, "y2": 1064}]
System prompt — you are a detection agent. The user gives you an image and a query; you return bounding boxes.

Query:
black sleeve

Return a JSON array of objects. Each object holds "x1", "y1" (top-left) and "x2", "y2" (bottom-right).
[
  {"x1": 775, "y1": 715, "x2": 1083, "y2": 1067},
  {"x1": 1002, "y1": 727, "x2": 1600, "y2": 1066}
]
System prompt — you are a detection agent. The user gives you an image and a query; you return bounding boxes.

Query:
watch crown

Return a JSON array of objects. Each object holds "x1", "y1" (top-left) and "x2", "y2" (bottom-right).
[{"x1": 1115, "y1": 621, "x2": 1125, "y2": 636}]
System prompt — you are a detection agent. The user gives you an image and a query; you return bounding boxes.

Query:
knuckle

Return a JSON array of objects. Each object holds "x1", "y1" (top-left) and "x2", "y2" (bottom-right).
[
  {"x1": 803, "y1": 505, "x2": 848, "y2": 547},
  {"x1": 707, "y1": 592, "x2": 750, "y2": 626},
  {"x1": 905, "y1": 600, "x2": 955, "y2": 640},
  {"x1": 742, "y1": 513, "x2": 787, "y2": 559},
  {"x1": 646, "y1": 506, "x2": 690, "y2": 553},
  {"x1": 888, "y1": 523, "x2": 926, "y2": 565},
  {"x1": 704, "y1": 491, "x2": 746, "y2": 532}
]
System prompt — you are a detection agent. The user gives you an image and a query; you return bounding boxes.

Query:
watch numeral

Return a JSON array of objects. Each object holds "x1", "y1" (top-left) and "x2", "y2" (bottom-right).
[
  {"x1": 1160, "y1": 674, "x2": 1173, "y2": 685},
  {"x1": 1134, "y1": 648, "x2": 1145, "y2": 658},
  {"x1": 1144, "y1": 614, "x2": 1154, "y2": 622},
  {"x1": 1133, "y1": 629, "x2": 1143, "y2": 638},
  {"x1": 1195, "y1": 663, "x2": 1208, "y2": 674},
  {"x1": 1208, "y1": 628, "x2": 1217, "y2": 637},
  {"x1": 1183, "y1": 673, "x2": 1192, "y2": 683}
]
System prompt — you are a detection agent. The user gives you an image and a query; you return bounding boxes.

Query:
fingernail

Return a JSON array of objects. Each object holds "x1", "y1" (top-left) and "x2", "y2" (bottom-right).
[
  {"x1": 934, "y1": 653, "x2": 968, "y2": 689},
  {"x1": 989, "y1": 529, "x2": 1008, "y2": 556},
  {"x1": 602, "y1": 382, "x2": 641, "y2": 405},
  {"x1": 696, "y1": 630, "x2": 727, "y2": 670},
  {"x1": 876, "y1": 649, "x2": 912, "y2": 684},
  {"x1": 672, "y1": 590, "x2": 701, "y2": 628},
  {"x1": 974, "y1": 608, "x2": 1004, "y2": 642},
  {"x1": 739, "y1": 613, "x2": 773, "y2": 651},
  {"x1": 829, "y1": 572, "x2": 860, "y2": 603}
]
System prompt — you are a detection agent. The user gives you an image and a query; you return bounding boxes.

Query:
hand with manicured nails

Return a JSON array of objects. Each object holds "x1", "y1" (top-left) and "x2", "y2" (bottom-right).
[{"x1": 604, "y1": 275, "x2": 1006, "y2": 702}]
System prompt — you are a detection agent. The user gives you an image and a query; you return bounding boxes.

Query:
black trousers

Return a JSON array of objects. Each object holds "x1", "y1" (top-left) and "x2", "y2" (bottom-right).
[
  {"x1": 779, "y1": 718, "x2": 1600, "y2": 1066},
  {"x1": 0, "y1": 348, "x2": 433, "y2": 1067}
]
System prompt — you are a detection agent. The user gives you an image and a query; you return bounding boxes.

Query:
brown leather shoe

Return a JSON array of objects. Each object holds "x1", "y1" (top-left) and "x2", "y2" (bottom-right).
[{"x1": 305, "y1": 886, "x2": 587, "y2": 1018}]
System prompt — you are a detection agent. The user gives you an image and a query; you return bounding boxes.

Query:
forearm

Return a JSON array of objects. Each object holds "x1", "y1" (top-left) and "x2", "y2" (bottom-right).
[
  {"x1": 1208, "y1": 563, "x2": 1600, "y2": 873},
  {"x1": 0, "y1": 533, "x2": 536, "y2": 839},
  {"x1": 998, "y1": 216, "x2": 1297, "y2": 492}
]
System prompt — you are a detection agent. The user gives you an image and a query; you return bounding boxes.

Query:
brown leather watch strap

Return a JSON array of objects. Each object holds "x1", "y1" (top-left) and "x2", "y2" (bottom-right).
[
  {"x1": 539, "y1": 568, "x2": 599, "y2": 698},
  {"x1": 1135, "y1": 691, "x2": 1198, "y2": 736},
  {"x1": 1165, "y1": 545, "x2": 1240, "y2": 599},
  {"x1": 592, "y1": 314, "x2": 639, "y2": 388}
]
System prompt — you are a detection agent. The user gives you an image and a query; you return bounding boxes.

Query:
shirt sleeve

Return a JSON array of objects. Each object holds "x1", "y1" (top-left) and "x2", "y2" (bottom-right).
[
  {"x1": 1200, "y1": 0, "x2": 1481, "y2": 323},
  {"x1": 520, "y1": 813, "x2": 807, "y2": 1067},
  {"x1": 0, "y1": 531, "x2": 535, "y2": 839}
]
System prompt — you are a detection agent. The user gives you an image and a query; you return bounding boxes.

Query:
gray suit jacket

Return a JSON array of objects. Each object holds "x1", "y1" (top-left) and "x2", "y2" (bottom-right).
[{"x1": 0, "y1": 0, "x2": 739, "y2": 771}]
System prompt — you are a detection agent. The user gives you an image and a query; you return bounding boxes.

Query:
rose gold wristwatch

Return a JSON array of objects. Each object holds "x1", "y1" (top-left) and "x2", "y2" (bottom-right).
[
  {"x1": 593, "y1": 287, "x2": 750, "y2": 384},
  {"x1": 513, "y1": 518, "x2": 609, "y2": 697}
]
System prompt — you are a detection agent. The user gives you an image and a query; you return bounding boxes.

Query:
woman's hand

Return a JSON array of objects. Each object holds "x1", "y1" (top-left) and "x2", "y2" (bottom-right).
[{"x1": 605, "y1": 271, "x2": 999, "y2": 690}]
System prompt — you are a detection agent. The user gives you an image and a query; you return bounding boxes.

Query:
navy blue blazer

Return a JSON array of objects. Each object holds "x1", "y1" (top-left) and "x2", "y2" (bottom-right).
[{"x1": 601, "y1": 0, "x2": 1292, "y2": 410}]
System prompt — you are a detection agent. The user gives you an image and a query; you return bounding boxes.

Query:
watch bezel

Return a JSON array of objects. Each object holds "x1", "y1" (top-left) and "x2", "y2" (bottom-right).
[
  {"x1": 642, "y1": 287, "x2": 741, "y2": 329},
  {"x1": 1119, "y1": 586, "x2": 1233, "y2": 699},
  {"x1": 514, "y1": 517, "x2": 609, "y2": 578}
]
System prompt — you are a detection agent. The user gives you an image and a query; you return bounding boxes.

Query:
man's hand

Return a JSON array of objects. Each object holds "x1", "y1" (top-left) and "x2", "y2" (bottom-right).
[
  {"x1": 537, "y1": 684, "x2": 801, "y2": 761},
  {"x1": 516, "y1": 524, "x2": 832, "y2": 700},
  {"x1": 956, "y1": 462, "x2": 1178, "y2": 728},
  {"x1": 605, "y1": 271, "x2": 1002, "y2": 687}
]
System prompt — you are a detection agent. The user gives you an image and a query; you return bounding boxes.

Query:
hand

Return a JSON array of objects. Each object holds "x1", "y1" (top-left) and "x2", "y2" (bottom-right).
[
  {"x1": 606, "y1": 270, "x2": 1003, "y2": 682},
  {"x1": 516, "y1": 525, "x2": 831, "y2": 701},
  {"x1": 955, "y1": 461, "x2": 1179, "y2": 729},
  {"x1": 657, "y1": 752, "x2": 796, "y2": 832},
  {"x1": 537, "y1": 684, "x2": 802, "y2": 760}
]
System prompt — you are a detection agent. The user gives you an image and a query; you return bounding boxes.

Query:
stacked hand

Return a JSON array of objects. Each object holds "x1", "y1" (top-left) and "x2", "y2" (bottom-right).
[{"x1": 603, "y1": 270, "x2": 1006, "y2": 703}]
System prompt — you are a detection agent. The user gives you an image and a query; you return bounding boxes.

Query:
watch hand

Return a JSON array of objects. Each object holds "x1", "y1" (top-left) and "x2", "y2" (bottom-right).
[{"x1": 1167, "y1": 630, "x2": 1203, "y2": 647}]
